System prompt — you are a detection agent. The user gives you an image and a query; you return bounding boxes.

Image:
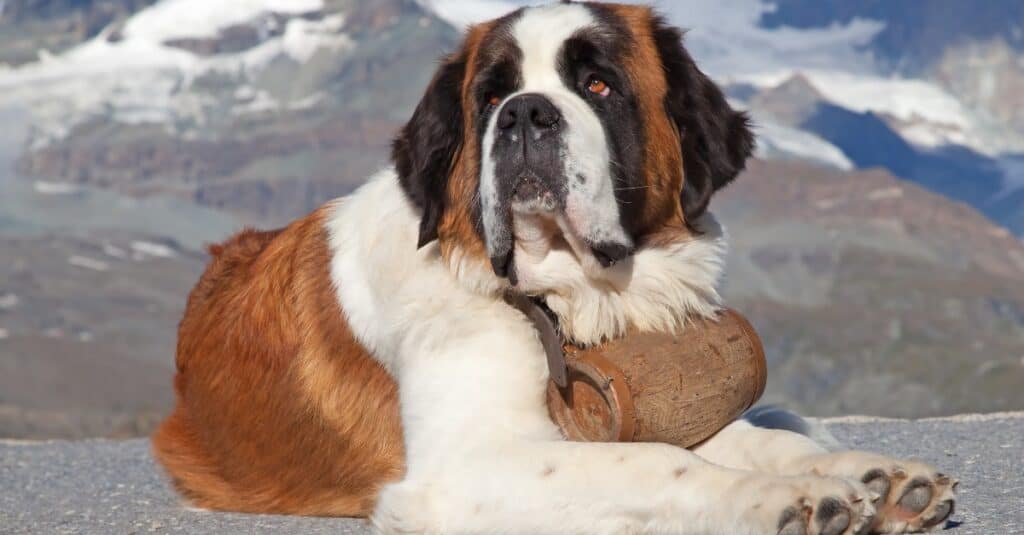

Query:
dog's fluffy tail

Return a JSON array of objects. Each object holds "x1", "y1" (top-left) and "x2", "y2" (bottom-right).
[{"x1": 742, "y1": 405, "x2": 842, "y2": 451}]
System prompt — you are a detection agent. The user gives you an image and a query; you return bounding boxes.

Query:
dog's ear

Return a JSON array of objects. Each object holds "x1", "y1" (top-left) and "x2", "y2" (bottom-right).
[
  {"x1": 392, "y1": 51, "x2": 467, "y2": 248},
  {"x1": 652, "y1": 19, "x2": 755, "y2": 223}
]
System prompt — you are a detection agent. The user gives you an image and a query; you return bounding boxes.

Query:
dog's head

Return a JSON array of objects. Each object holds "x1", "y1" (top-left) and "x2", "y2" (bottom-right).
[{"x1": 394, "y1": 2, "x2": 753, "y2": 289}]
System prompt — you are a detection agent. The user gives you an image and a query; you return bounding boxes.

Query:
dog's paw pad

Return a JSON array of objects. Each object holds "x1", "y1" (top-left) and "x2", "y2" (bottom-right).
[
  {"x1": 896, "y1": 477, "x2": 933, "y2": 515},
  {"x1": 777, "y1": 502, "x2": 811, "y2": 535},
  {"x1": 861, "y1": 469, "x2": 891, "y2": 505},
  {"x1": 776, "y1": 494, "x2": 873, "y2": 535},
  {"x1": 816, "y1": 497, "x2": 851, "y2": 535},
  {"x1": 799, "y1": 452, "x2": 957, "y2": 533},
  {"x1": 860, "y1": 466, "x2": 957, "y2": 533}
]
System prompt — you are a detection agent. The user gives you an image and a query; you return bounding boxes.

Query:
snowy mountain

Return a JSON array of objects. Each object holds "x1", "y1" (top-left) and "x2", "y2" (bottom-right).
[
  {"x1": 2, "y1": 0, "x2": 1024, "y2": 437},
  {"x1": 4, "y1": 0, "x2": 458, "y2": 222},
  {"x1": 3, "y1": 0, "x2": 1022, "y2": 231},
  {"x1": 754, "y1": 0, "x2": 1024, "y2": 236}
]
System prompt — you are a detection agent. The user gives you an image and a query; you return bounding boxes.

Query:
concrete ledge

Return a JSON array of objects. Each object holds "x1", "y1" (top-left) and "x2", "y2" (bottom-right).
[{"x1": 2, "y1": 414, "x2": 1021, "y2": 534}]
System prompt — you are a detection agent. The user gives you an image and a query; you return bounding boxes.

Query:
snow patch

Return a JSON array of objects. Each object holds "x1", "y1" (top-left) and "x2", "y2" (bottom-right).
[
  {"x1": 122, "y1": 0, "x2": 323, "y2": 43},
  {"x1": 287, "y1": 91, "x2": 326, "y2": 111},
  {"x1": 738, "y1": 69, "x2": 1005, "y2": 155},
  {"x1": 0, "y1": 0, "x2": 353, "y2": 148},
  {"x1": 43, "y1": 327, "x2": 64, "y2": 339},
  {"x1": 754, "y1": 120, "x2": 853, "y2": 171},
  {"x1": 102, "y1": 243, "x2": 128, "y2": 259},
  {"x1": 34, "y1": 181, "x2": 80, "y2": 195},
  {"x1": 68, "y1": 255, "x2": 110, "y2": 272},
  {"x1": 131, "y1": 241, "x2": 177, "y2": 259},
  {"x1": 988, "y1": 227, "x2": 1011, "y2": 238},
  {"x1": 234, "y1": 85, "x2": 257, "y2": 100},
  {"x1": 777, "y1": 72, "x2": 968, "y2": 129},
  {"x1": 814, "y1": 197, "x2": 847, "y2": 211},
  {"x1": 897, "y1": 120, "x2": 970, "y2": 150},
  {"x1": 0, "y1": 293, "x2": 18, "y2": 310},
  {"x1": 866, "y1": 187, "x2": 904, "y2": 201},
  {"x1": 417, "y1": 0, "x2": 519, "y2": 29},
  {"x1": 233, "y1": 89, "x2": 279, "y2": 115},
  {"x1": 280, "y1": 15, "x2": 350, "y2": 63}
]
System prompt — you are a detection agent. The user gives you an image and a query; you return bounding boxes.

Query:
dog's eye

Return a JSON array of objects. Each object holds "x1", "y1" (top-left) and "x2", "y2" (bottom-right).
[
  {"x1": 587, "y1": 77, "x2": 610, "y2": 97},
  {"x1": 486, "y1": 94, "x2": 502, "y2": 109}
]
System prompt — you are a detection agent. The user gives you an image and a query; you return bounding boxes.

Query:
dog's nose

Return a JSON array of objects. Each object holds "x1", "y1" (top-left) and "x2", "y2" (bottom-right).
[{"x1": 497, "y1": 93, "x2": 561, "y2": 133}]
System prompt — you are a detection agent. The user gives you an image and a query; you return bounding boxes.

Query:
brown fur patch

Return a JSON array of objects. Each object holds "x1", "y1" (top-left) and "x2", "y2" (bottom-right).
[
  {"x1": 152, "y1": 207, "x2": 403, "y2": 517},
  {"x1": 438, "y1": 22, "x2": 496, "y2": 270},
  {"x1": 605, "y1": 4, "x2": 689, "y2": 236}
]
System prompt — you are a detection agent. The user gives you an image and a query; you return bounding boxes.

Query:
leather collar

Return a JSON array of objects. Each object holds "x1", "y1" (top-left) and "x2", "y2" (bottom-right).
[{"x1": 503, "y1": 291, "x2": 569, "y2": 388}]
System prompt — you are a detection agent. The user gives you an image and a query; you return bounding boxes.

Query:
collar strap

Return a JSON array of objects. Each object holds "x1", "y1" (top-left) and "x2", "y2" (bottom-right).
[{"x1": 503, "y1": 291, "x2": 569, "y2": 388}]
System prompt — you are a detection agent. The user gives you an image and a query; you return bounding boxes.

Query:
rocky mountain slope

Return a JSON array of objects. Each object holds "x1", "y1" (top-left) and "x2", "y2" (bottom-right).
[
  {"x1": 5, "y1": 0, "x2": 458, "y2": 224},
  {"x1": 718, "y1": 160, "x2": 1024, "y2": 417},
  {"x1": 0, "y1": 231, "x2": 203, "y2": 438},
  {"x1": 743, "y1": 74, "x2": 1024, "y2": 236}
]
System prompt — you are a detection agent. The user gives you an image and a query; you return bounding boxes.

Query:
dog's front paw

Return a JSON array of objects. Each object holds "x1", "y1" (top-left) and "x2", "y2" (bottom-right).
[
  {"x1": 742, "y1": 475, "x2": 876, "y2": 535},
  {"x1": 859, "y1": 463, "x2": 956, "y2": 533},
  {"x1": 796, "y1": 452, "x2": 956, "y2": 533}
]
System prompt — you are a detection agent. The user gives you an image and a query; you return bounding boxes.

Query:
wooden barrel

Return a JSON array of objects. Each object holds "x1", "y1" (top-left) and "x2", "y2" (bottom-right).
[{"x1": 546, "y1": 309, "x2": 766, "y2": 448}]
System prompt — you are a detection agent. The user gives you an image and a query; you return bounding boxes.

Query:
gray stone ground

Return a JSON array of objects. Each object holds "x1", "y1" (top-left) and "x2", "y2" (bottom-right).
[{"x1": 1, "y1": 413, "x2": 1021, "y2": 534}]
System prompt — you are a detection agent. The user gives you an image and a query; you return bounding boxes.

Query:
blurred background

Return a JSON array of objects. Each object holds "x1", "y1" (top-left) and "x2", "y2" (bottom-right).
[{"x1": 0, "y1": 0, "x2": 1022, "y2": 440}]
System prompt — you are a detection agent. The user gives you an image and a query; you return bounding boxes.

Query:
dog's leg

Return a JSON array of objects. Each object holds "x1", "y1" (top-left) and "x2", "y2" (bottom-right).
[
  {"x1": 693, "y1": 419, "x2": 956, "y2": 533},
  {"x1": 368, "y1": 317, "x2": 873, "y2": 534},
  {"x1": 373, "y1": 439, "x2": 876, "y2": 535}
]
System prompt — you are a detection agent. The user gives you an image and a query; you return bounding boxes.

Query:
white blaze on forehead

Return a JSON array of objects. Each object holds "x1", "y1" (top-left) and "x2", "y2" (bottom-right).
[{"x1": 512, "y1": 4, "x2": 594, "y2": 89}]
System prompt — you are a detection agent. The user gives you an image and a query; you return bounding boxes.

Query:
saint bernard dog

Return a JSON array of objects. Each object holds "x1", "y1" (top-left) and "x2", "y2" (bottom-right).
[{"x1": 153, "y1": 2, "x2": 957, "y2": 533}]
